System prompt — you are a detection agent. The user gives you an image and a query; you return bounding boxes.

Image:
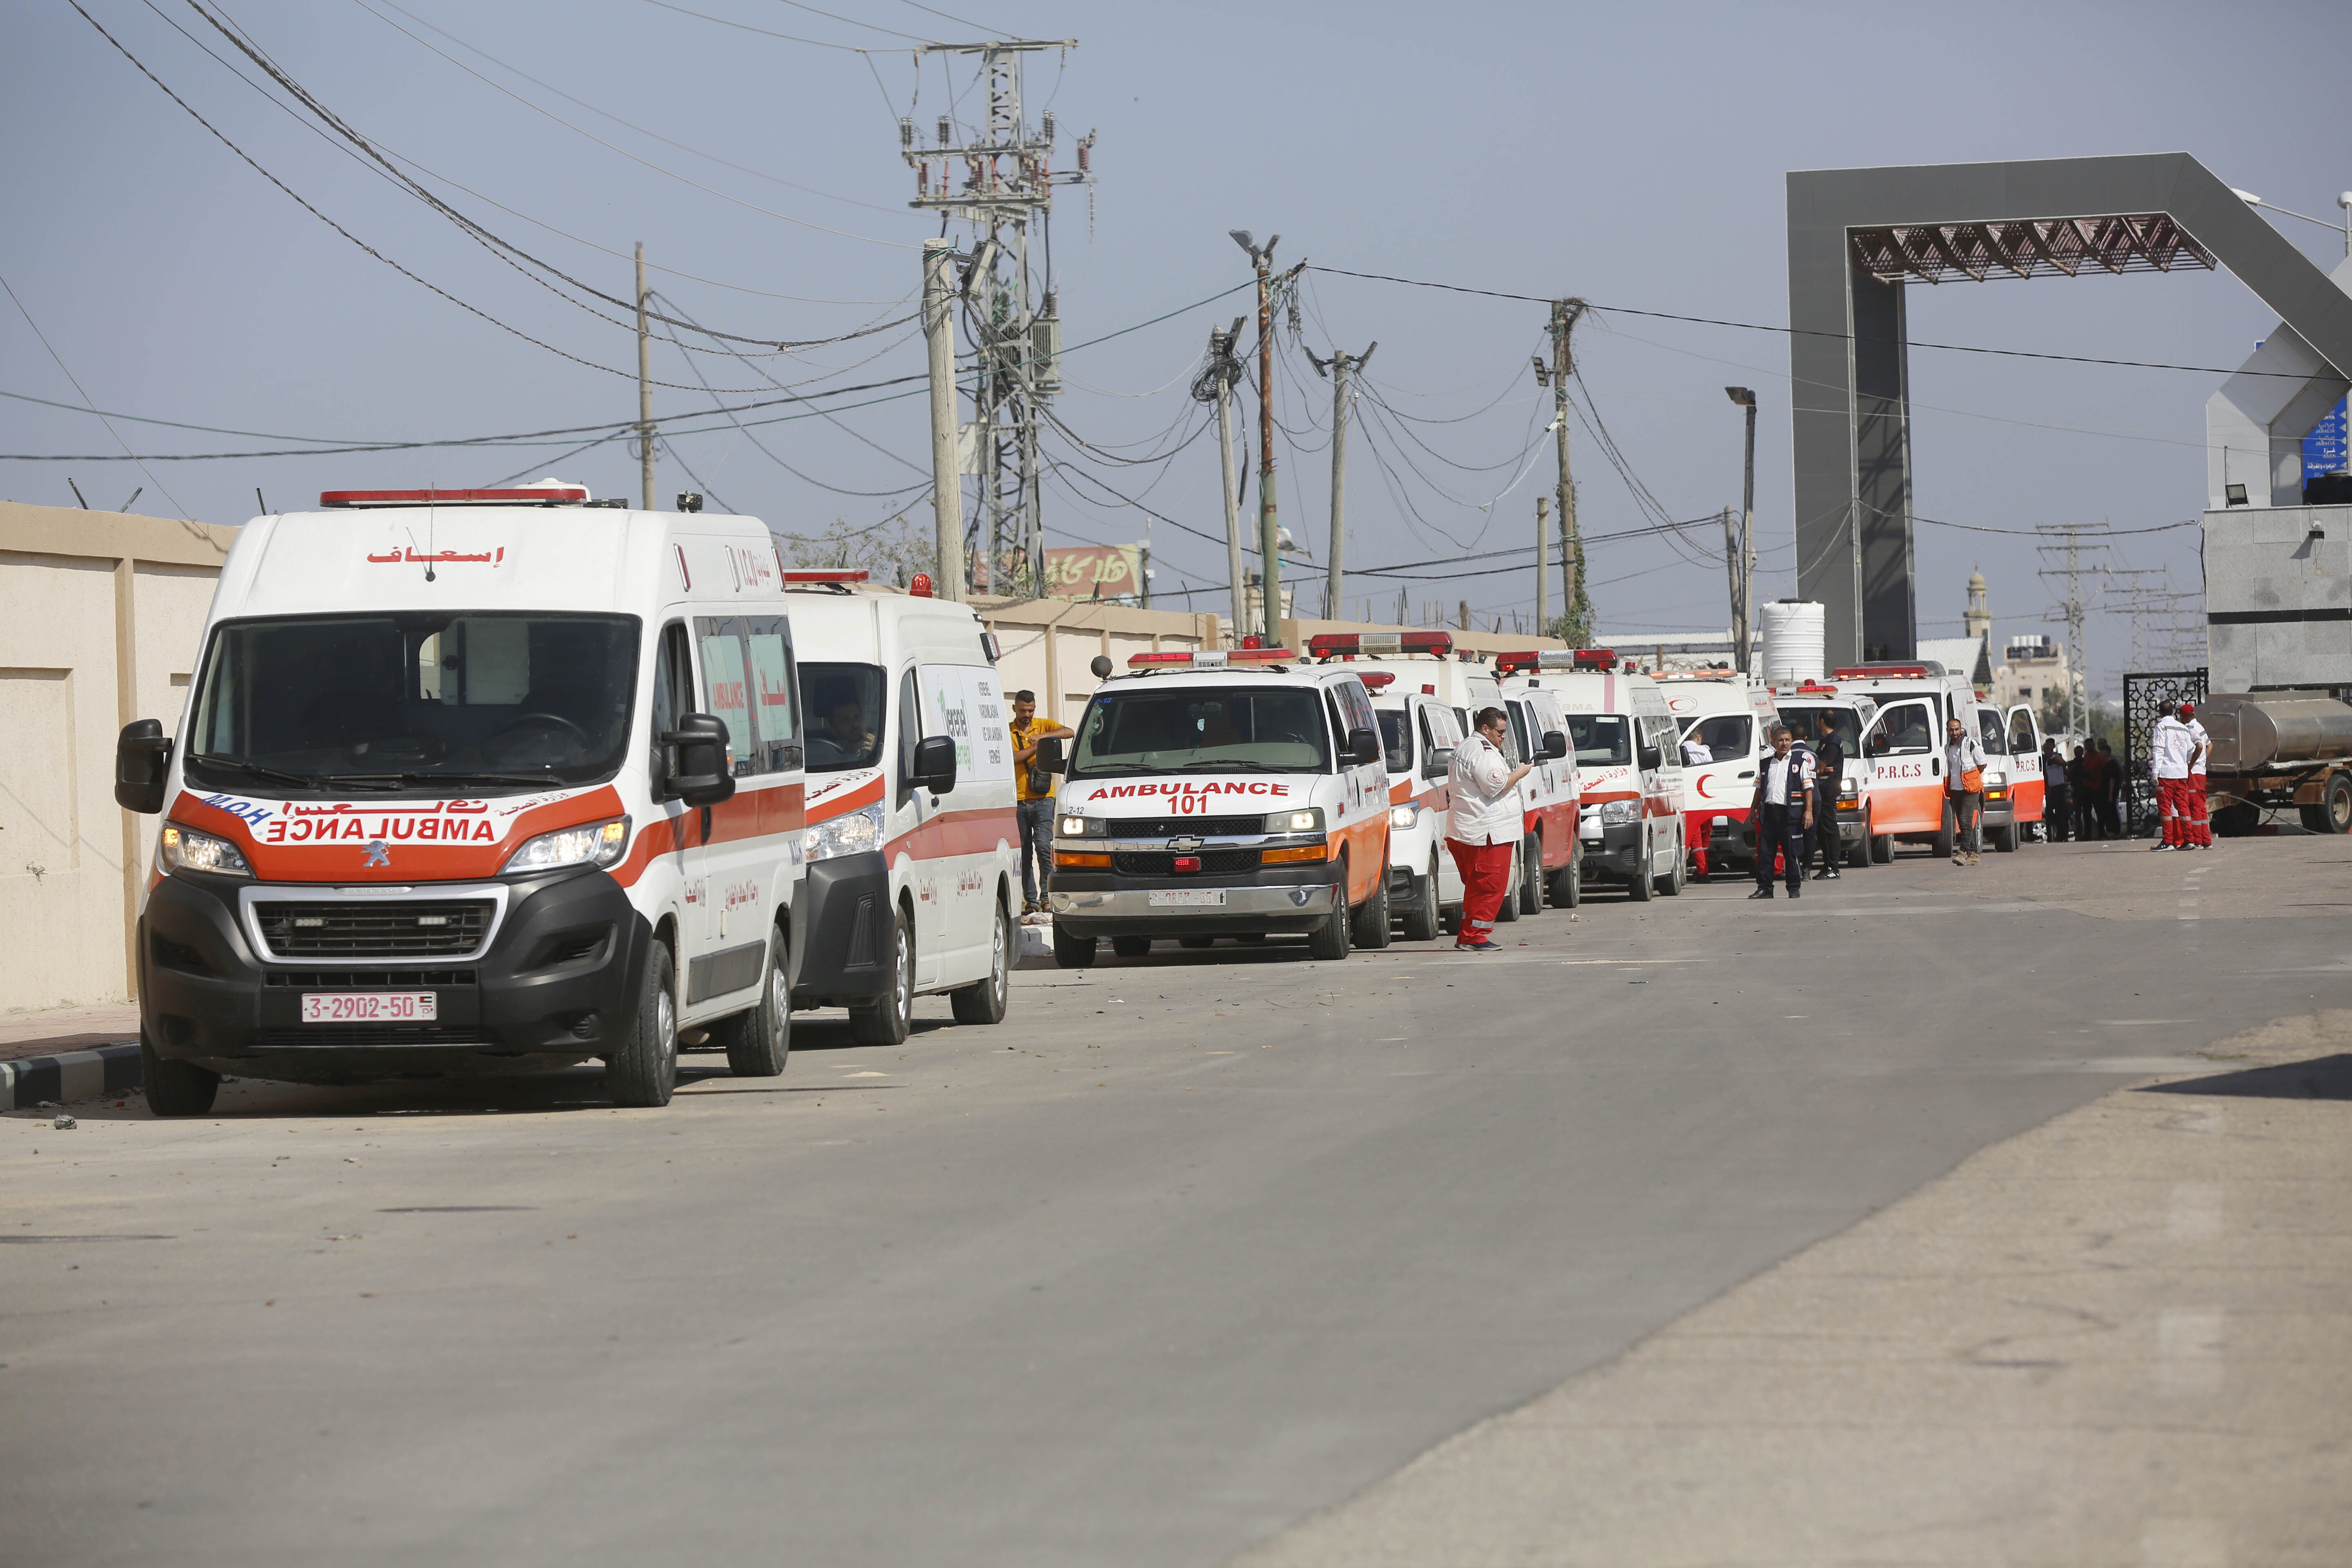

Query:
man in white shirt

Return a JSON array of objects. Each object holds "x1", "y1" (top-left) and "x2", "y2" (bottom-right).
[
  {"x1": 2184, "y1": 702, "x2": 2212, "y2": 849},
  {"x1": 2149, "y1": 702, "x2": 2203, "y2": 851},
  {"x1": 1745, "y1": 724, "x2": 1813, "y2": 900},
  {"x1": 1446, "y1": 706, "x2": 1533, "y2": 951}
]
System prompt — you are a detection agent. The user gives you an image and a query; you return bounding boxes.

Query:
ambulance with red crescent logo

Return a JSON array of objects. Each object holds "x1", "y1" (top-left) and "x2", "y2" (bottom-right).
[
  {"x1": 111, "y1": 482, "x2": 845, "y2": 1114},
  {"x1": 1833, "y1": 661, "x2": 1981, "y2": 858},
  {"x1": 782, "y1": 571, "x2": 1019, "y2": 1039},
  {"x1": 1047, "y1": 648, "x2": 1392, "y2": 962},
  {"x1": 1498, "y1": 650, "x2": 1686, "y2": 901},
  {"x1": 1656, "y1": 670, "x2": 1780, "y2": 881},
  {"x1": 1768, "y1": 680, "x2": 1882, "y2": 866}
]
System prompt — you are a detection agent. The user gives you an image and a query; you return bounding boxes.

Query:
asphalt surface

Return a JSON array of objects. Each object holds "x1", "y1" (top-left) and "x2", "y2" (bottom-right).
[{"x1": 6, "y1": 832, "x2": 2347, "y2": 1567}]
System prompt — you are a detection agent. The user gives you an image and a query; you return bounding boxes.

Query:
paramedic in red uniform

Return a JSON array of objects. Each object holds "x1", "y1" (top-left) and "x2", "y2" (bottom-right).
[
  {"x1": 1447, "y1": 706, "x2": 1532, "y2": 952},
  {"x1": 2150, "y1": 702, "x2": 2203, "y2": 851},
  {"x1": 2184, "y1": 702, "x2": 2212, "y2": 848}
]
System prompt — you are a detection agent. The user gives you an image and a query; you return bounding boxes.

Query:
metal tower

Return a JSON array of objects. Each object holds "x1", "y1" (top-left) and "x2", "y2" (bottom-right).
[{"x1": 900, "y1": 40, "x2": 1095, "y2": 597}]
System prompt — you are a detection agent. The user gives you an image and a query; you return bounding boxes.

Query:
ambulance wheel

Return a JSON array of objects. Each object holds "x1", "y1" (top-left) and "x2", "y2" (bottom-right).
[
  {"x1": 849, "y1": 909, "x2": 914, "y2": 1045},
  {"x1": 1869, "y1": 823, "x2": 1892, "y2": 864},
  {"x1": 1516, "y1": 835, "x2": 1542, "y2": 915},
  {"x1": 1549, "y1": 852, "x2": 1581, "y2": 911},
  {"x1": 1308, "y1": 861, "x2": 1353, "y2": 960},
  {"x1": 1494, "y1": 852, "x2": 1521, "y2": 922},
  {"x1": 1351, "y1": 864, "x2": 1392, "y2": 949},
  {"x1": 1933, "y1": 802, "x2": 1955, "y2": 858},
  {"x1": 949, "y1": 898, "x2": 1011, "y2": 1025},
  {"x1": 1401, "y1": 855, "x2": 1443, "y2": 942},
  {"x1": 1990, "y1": 822, "x2": 2017, "y2": 853},
  {"x1": 1847, "y1": 811, "x2": 1872, "y2": 868},
  {"x1": 1660, "y1": 831, "x2": 1686, "y2": 895},
  {"x1": 1627, "y1": 830, "x2": 1653, "y2": 901},
  {"x1": 1052, "y1": 923, "x2": 1097, "y2": 969},
  {"x1": 717, "y1": 927, "x2": 791, "y2": 1076},
  {"x1": 140, "y1": 1029, "x2": 218, "y2": 1118},
  {"x1": 1111, "y1": 935, "x2": 1153, "y2": 959},
  {"x1": 608, "y1": 941, "x2": 679, "y2": 1107}
]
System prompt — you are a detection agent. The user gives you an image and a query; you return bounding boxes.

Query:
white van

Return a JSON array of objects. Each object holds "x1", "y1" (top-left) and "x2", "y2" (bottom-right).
[
  {"x1": 1658, "y1": 671, "x2": 1779, "y2": 880},
  {"x1": 113, "y1": 483, "x2": 840, "y2": 1113},
  {"x1": 1493, "y1": 672, "x2": 1584, "y2": 911},
  {"x1": 1363, "y1": 670, "x2": 1465, "y2": 940},
  {"x1": 1835, "y1": 662, "x2": 1980, "y2": 858},
  {"x1": 1770, "y1": 681, "x2": 1882, "y2": 866},
  {"x1": 1501, "y1": 651, "x2": 1686, "y2": 900},
  {"x1": 1047, "y1": 648, "x2": 1392, "y2": 962},
  {"x1": 783, "y1": 572, "x2": 1020, "y2": 1037}
]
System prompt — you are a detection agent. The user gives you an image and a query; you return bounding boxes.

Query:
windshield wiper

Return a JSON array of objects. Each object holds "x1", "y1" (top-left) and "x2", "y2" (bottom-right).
[
  {"x1": 325, "y1": 769, "x2": 559, "y2": 792},
  {"x1": 187, "y1": 755, "x2": 323, "y2": 790}
]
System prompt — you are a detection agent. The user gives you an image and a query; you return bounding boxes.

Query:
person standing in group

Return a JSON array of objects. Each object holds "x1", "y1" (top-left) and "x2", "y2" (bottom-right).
[
  {"x1": 1681, "y1": 729, "x2": 1714, "y2": 881},
  {"x1": 1944, "y1": 714, "x2": 1989, "y2": 866},
  {"x1": 1447, "y1": 706, "x2": 1534, "y2": 951},
  {"x1": 2184, "y1": 702, "x2": 2213, "y2": 848},
  {"x1": 1809, "y1": 712, "x2": 1845, "y2": 880},
  {"x1": 2096, "y1": 737, "x2": 2125, "y2": 838},
  {"x1": 2041, "y1": 738, "x2": 2072, "y2": 842},
  {"x1": 1747, "y1": 723, "x2": 1813, "y2": 900},
  {"x1": 1009, "y1": 690, "x2": 1071, "y2": 913},
  {"x1": 2149, "y1": 701, "x2": 2204, "y2": 851},
  {"x1": 2069, "y1": 742, "x2": 2096, "y2": 840}
]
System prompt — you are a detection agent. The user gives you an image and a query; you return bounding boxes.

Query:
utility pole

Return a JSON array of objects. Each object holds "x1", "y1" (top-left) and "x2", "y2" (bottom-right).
[
  {"x1": 1535, "y1": 495, "x2": 1549, "y2": 635},
  {"x1": 922, "y1": 238, "x2": 967, "y2": 601},
  {"x1": 636, "y1": 243, "x2": 654, "y2": 512},
  {"x1": 1196, "y1": 319, "x2": 1249, "y2": 641},
  {"x1": 1721, "y1": 506, "x2": 1743, "y2": 665},
  {"x1": 1534, "y1": 299, "x2": 1588, "y2": 644},
  {"x1": 2036, "y1": 522, "x2": 2111, "y2": 740},
  {"x1": 1307, "y1": 341, "x2": 1374, "y2": 620},
  {"x1": 1232, "y1": 231, "x2": 1284, "y2": 647},
  {"x1": 1725, "y1": 387, "x2": 1759, "y2": 673}
]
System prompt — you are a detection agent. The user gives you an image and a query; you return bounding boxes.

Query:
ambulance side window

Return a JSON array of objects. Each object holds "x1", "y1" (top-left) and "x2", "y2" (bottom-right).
[
  {"x1": 2007, "y1": 708, "x2": 2037, "y2": 756},
  {"x1": 741, "y1": 615, "x2": 800, "y2": 775},
  {"x1": 1324, "y1": 690, "x2": 1350, "y2": 769},
  {"x1": 695, "y1": 617, "x2": 756, "y2": 778},
  {"x1": 650, "y1": 621, "x2": 692, "y2": 791}
]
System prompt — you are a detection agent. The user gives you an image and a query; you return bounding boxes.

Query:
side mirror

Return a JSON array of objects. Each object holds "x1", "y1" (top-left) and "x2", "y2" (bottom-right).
[
  {"x1": 1034, "y1": 735, "x2": 1066, "y2": 775},
  {"x1": 1865, "y1": 733, "x2": 1887, "y2": 757},
  {"x1": 1422, "y1": 745, "x2": 1454, "y2": 780},
  {"x1": 913, "y1": 734, "x2": 958, "y2": 795},
  {"x1": 1637, "y1": 744, "x2": 1663, "y2": 771},
  {"x1": 1541, "y1": 730, "x2": 1568, "y2": 760},
  {"x1": 661, "y1": 713, "x2": 737, "y2": 808},
  {"x1": 1345, "y1": 726, "x2": 1381, "y2": 766},
  {"x1": 115, "y1": 719, "x2": 172, "y2": 814}
]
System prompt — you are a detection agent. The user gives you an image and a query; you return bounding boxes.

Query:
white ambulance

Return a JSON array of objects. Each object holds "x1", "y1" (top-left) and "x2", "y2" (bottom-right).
[
  {"x1": 1834, "y1": 661, "x2": 1980, "y2": 858},
  {"x1": 1499, "y1": 650, "x2": 1686, "y2": 900},
  {"x1": 1047, "y1": 648, "x2": 1392, "y2": 962},
  {"x1": 783, "y1": 570, "x2": 1020, "y2": 1038},
  {"x1": 1492, "y1": 672, "x2": 1584, "y2": 911},
  {"x1": 1967, "y1": 697, "x2": 2047, "y2": 851},
  {"x1": 113, "y1": 483, "x2": 843, "y2": 1114},
  {"x1": 1769, "y1": 680, "x2": 1882, "y2": 866},
  {"x1": 1657, "y1": 670, "x2": 1780, "y2": 881}
]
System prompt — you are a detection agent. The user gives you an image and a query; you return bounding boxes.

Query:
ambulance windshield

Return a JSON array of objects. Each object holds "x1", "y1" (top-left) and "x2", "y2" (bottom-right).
[
  {"x1": 1568, "y1": 713, "x2": 1630, "y2": 766},
  {"x1": 1068, "y1": 686, "x2": 1331, "y2": 777},
  {"x1": 798, "y1": 663, "x2": 886, "y2": 773},
  {"x1": 184, "y1": 613, "x2": 638, "y2": 794},
  {"x1": 1778, "y1": 705, "x2": 1862, "y2": 759}
]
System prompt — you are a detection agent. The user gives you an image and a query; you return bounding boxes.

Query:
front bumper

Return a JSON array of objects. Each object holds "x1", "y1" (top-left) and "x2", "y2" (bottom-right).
[
  {"x1": 1982, "y1": 789, "x2": 2016, "y2": 827},
  {"x1": 790, "y1": 851, "x2": 893, "y2": 1008},
  {"x1": 138, "y1": 866, "x2": 650, "y2": 1083},
  {"x1": 1585, "y1": 820, "x2": 1644, "y2": 878},
  {"x1": 1048, "y1": 875, "x2": 1336, "y2": 937}
]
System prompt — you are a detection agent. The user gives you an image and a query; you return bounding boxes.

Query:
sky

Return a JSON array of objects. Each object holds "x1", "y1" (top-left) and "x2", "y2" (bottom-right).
[{"x1": 6, "y1": 0, "x2": 2350, "y2": 702}]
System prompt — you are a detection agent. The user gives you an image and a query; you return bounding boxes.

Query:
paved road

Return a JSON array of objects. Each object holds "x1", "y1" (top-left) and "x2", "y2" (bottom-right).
[{"x1": 5, "y1": 834, "x2": 2347, "y2": 1566}]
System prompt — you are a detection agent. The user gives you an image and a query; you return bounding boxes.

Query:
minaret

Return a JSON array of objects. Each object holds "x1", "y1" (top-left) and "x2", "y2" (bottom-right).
[{"x1": 1963, "y1": 568, "x2": 1991, "y2": 640}]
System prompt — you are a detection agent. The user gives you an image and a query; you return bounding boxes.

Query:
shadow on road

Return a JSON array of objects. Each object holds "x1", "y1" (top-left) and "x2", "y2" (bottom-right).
[{"x1": 2139, "y1": 1054, "x2": 2352, "y2": 1101}]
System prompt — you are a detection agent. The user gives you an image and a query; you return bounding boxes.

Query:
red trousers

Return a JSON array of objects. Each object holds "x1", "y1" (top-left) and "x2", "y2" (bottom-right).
[
  {"x1": 2158, "y1": 776, "x2": 2195, "y2": 846},
  {"x1": 1448, "y1": 838, "x2": 1515, "y2": 941},
  {"x1": 2186, "y1": 776, "x2": 2211, "y2": 846}
]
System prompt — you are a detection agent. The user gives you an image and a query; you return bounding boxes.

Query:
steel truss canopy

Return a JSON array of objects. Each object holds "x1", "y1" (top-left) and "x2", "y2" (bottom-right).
[
  {"x1": 1788, "y1": 153, "x2": 2352, "y2": 668},
  {"x1": 1851, "y1": 214, "x2": 2217, "y2": 285}
]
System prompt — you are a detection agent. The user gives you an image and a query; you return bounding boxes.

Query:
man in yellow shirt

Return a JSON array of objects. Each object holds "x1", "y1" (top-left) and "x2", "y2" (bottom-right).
[{"x1": 1010, "y1": 690, "x2": 1072, "y2": 913}]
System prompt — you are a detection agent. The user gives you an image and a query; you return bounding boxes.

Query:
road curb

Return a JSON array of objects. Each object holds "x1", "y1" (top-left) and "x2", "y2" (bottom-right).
[{"x1": 0, "y1": 1044, "x2": 141, "y2": 1111}]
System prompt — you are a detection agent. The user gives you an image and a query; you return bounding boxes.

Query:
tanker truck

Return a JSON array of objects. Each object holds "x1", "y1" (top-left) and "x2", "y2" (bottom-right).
[{"x1": 2199, "y1": 693, "x2": 2352, "y2": 836}]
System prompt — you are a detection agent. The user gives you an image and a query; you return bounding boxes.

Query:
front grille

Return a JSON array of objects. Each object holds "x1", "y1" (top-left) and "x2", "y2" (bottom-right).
[
  {"x1": 263, "y1": 969, "x2": 477, "y2": 988},
  {"x1": 1113, "y1": 848, "x2": 1262, "y2": 876},
  {"x1": 254, "y1": 900, "x2": 492, "y2": 958},
  {"x1": 1107, "y1": 815, "x2": 1266, "y2": 838},
  {"x1": 254, "y1": 1027, "x2": 497, "y2": 1049}
]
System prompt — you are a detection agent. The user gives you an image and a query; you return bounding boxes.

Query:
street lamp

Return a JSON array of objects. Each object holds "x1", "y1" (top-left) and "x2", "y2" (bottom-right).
[
  {"x1": 1724, "y1": 387, "x2": 1757, "y2": 674},
  {"x1": 2233, "y1": 188, "x2": 2352, "y2": 258}
]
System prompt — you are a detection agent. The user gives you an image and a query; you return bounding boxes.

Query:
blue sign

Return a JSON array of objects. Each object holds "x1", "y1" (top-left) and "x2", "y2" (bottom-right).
[{"x1": 2307, "y1": 396, "x2": 2349, "y2": 480}]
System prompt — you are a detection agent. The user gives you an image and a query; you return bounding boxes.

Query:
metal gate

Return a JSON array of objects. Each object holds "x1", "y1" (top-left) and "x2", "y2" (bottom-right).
[{"x1": 2121, "y1": 668, "x2": 2207, "y2": 836}]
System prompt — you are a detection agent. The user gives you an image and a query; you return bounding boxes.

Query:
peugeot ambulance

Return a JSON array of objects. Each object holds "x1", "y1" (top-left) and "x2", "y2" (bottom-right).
[
  {"x1": 113, "y1": 483, "x2": 854, "y2": 1114},
  {"x1": 1658, "y1": 670, "x2": 1779, "y2": 880},
  {"x1": 1047, "y1": 648, "x2": 1392, "y2": 963},
  {"x1": 1499, "y1": 650, "x2": 1684, "y2": 900},
  {"x1": 1769, "y1": 681, "x2": 1882, "y2": 866},
  {"x1": 784, "y1": 570, "x2": 1020, "y2": 1038}
]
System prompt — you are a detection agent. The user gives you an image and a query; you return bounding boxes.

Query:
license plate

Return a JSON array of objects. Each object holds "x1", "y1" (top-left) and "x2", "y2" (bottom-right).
[
  {"x1": 300, "y1": 992, "x2": 437, "y2": 1023},
  {"x1": 1147, "y1": 889, "x2": 1226, "y2": 907}
]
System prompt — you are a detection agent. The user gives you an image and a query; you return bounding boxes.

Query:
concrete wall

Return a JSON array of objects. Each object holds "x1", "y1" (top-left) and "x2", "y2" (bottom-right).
[
  {"x1": 2202, "y1": 503, "x2": 2352, "y2": 695},
  {"x1": 0, "y1": 502, "x2": 234, "y2": 1017}
]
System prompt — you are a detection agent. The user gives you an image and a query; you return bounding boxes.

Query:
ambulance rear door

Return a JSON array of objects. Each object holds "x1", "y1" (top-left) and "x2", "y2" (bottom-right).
[
  {"x1": 2005, "y1": 703, "x2": 2045, "y2": 826},
  {"x1": 686, "y1": 611, "x2": 803, "y2": 1015},
  {"x1": 913, "y1": 657, "x2": 1014, "y2": 980},
  {"x1": 1864, "y1": 697, "x2": 1941, "y2": 835}
]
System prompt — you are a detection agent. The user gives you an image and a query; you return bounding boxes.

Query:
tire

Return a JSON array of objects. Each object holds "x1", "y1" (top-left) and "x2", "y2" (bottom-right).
[
  {"x1": 1517, "y1": 835, "x2": 1542, "y2": 915},
  {"x1": 1308, "y1": 860, "x2": 1352, "y2": 960},
  {"x1": 1111, "y1": 935, "x2": 1153, "y2": 959},
  {"x1": 1549, "y1": 849, "x2": 1582, "y2": 910},
  {"x1": 1990, "y1": 821, "x2": 2017, "y2": 853},
  {"x1": 716, "y1": 928, "x2": 791, "y2": 1076},
  {"x1": 1870, "y1": 823, "x2": 1892, "y2": 863},
  {"x1": 608, "y1": 941, "x2": 679, "y2": 1107},
  {"x1": 1052, "y1": 922, "x2": 1097, "y2": 969},
  {"x1": 2326, "y1": 773, "x2": 2352, "y2": 835},
  {"x1": 1627, "y1": 827, "x2": 1653, "y2": 901},
  {"x1": 140, "y1": 1029, "x2": 218, "y2": 1118},
  {"x1": 1401, "y1": 855, "x2": 1442, "y2": 942},
  {"x1": 1660, "y1": 829, "x2": 1686, "y2": 895},
  {"x1": 1932, "y1": 800, "x2": 1955, "y2": 858},
  {"x1": 1847, "y1": 810, "x2": 1871, "y2": 868},
  {"x1": 949, "y1": 898, "x2": 1010, "y2": 1025},
  {"x1": 849, "y1": 907, "x2": 913, "y2": 1045},
  {"x1": 1495, "y1": 850, "x2": 1521, "y2": 922},
  {"x1": 1351, "y1": 862, "x2": 1392, "y2": 949},
  {"x1": 1178, "y1": 935, "x2": 1216, "y2": 950}
]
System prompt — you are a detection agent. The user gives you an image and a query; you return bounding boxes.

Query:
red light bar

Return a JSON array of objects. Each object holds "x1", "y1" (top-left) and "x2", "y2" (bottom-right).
[
  {"x1": 783, "y1": 570, "x2": 869, "y2": 583},
  {"x1": 1126, "y1": 648, "x2": 1294, "y2": 668},
  {"x1": 319, "y1": 487, "x2": 586, "y2": 508},
  {"x1": 1358, "y1": 671, "x2": 1396, "y2": 689},
  {"x1": 1573, "y1": 648, "x2": 1619, "y2": 668},
  {"x1": 1495, "y1": 651, "x2": 1539, "y2": 676},
  {"x1": 1831, "y1": 664, "x2": 1930, "y2": 680},
  {"x1": 1304, "y1": 630, "x2": 1454, "y2": 658}
]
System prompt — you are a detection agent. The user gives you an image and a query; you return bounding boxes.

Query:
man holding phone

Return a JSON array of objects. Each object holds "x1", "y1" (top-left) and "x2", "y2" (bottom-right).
[{"x1": 1010, "y1": 690, "x2": 1071, "y2": 913}]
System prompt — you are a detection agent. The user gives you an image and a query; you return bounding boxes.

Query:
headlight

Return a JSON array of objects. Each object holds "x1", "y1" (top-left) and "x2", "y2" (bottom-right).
[
  {"x1": 1389, "y1": 804, "x2": 1420, "y2": 830},
  {"x1": 1265, "y1": 808, "x2": 1324, "y2": 833},
  {"x1": 505, "y1": 816, "x2": 630, "y2": 875},
  {"x1": 1984, "y1": 770, "x2": 2006, "y2": 787},
  {"x1": 1057, "y1": 813, "x2": 1103, "y2": 837},
  {"x1": 805, "y1": 804, "x2": 884, "y2": 862},
  {"x1": 158, "y1": 822, "x2": 250, "y2": 879},
  {"x1": 1599, "y1": 799, "x2": 1640, "y2": 825}
]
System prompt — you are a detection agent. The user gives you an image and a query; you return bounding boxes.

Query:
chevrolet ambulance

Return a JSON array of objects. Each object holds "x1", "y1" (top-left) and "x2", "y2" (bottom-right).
[
  {"x1": 1968, "y1": 697, "x2": 2047, "y2": 851},
  {"x1": 113, "y1": 483, "x2": 863, "y2": 1114},
  {"x1": 1499, "y1": 650, "x2": 1684, "y2": 900},
  {"x1": 785, "y1": 570, "x2": 1020, "y2": 1039},
  {"x1": 1835, "y1": 662, "x2": 1980, "y2": 858},
  {"x1": 1047, "y1": 648, "x2": 1392, "y2": 962},
  {"x1": 1658, "y1": 670, "x2": 1779, "y2": 880},
  {"x1": 1769, "y1": 681, "x2": 1882, "y2": 865}
]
